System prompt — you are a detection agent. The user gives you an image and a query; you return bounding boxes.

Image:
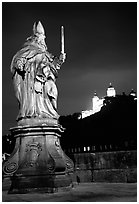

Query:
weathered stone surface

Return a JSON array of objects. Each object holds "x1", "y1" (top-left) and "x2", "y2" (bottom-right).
[
  {"x1": 2, "y1": 125, "x2": 74, "y2": 193},
  {"x1": 75, "y1": 170, "x2": 92, "y2": 183},
  {"x1": 72, "y1": 151, "x2": 136, "y2": 183},
  {"x1": 74, "y1": 151, "x2": 136, "y2": 170},
  {"x1": 10, "y1": 22, "x2": 66, "y2": 125},
  {"x1": 93, "y1": 169, "x2": 127, "y2": 183},
  {"x1": 74, "y1": 169, "x2": 137, "y2": 183},
  {"x1": 126, "y1": 168, "x2": 137, "y2": 183},
  {"x1": 2, "y1": 176, "x2": 12, "y2": 191}
]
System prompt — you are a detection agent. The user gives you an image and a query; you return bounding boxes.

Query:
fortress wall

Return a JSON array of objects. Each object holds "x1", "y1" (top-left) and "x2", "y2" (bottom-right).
[{"x1": 70, "y1": 150, "x2": 137, "y2": 183}]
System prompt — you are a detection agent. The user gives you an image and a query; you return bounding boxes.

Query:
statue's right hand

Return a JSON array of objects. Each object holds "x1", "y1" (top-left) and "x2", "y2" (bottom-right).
[
  {"x1": 17, "y1": 58, "x2": 26, "y2": 71},
  {"x1": 17, "y1": 60, "x2": 23, "y2": 71},
  {"x1": 59, "y1": 53, "x2": 66, "y2": 62}
]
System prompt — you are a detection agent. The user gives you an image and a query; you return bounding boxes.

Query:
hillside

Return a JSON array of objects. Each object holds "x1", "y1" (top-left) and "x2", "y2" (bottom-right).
[{"x1": 60, "y1": 95, "x2": 137, "y2": 151}]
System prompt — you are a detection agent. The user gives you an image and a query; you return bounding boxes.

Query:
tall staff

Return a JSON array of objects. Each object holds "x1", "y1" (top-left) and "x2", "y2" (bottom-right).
[{"x1": 61, "y1": 26, "x2": 65, "y2": 54}]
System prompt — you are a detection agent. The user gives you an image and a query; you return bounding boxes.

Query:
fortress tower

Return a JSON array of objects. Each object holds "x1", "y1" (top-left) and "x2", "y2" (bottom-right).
[{"x1": 106, "y1": 83, "x2": 116, "y2": 97}]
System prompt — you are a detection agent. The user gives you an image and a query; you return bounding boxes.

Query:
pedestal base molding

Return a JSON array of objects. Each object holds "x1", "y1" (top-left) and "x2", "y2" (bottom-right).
[{"x1": 3, "y1": 125, "x2": 74, "y2": 193}]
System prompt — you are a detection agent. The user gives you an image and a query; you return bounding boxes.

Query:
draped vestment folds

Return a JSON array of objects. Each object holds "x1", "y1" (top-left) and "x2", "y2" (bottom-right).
[{"x1": 11, "y1": 42, "x2": 60, "y2": 123}]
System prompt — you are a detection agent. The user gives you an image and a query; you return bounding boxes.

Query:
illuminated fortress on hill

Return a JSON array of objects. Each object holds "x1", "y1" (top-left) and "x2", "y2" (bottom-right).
[{"x1": 81, "y1": 83, "x2": 136, "y2": 119}]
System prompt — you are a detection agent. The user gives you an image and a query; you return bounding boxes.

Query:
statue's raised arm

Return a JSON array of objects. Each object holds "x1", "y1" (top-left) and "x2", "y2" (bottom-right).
[{"x1": 10, "y1": 21, "x2": 65, "y2": 126}]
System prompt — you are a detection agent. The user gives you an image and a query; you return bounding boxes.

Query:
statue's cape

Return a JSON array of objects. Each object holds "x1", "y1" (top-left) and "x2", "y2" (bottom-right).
[
  {"x1": 11, "y1": 45, "x2": 39, "y2": 71},
  {"x1": 11, "y1": 40, "x2": 58, "y2": 80},
  {"x1": 10, "y1": 41, "x2": 53, "y2": 73}
]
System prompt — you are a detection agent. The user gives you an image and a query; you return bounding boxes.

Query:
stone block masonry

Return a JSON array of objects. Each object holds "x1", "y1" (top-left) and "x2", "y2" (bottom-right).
[{"x1": 70, "y1": 150, "x2": 137, "y2": 183}]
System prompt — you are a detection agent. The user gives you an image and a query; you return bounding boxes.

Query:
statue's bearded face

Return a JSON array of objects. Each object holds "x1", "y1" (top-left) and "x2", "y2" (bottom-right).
[{"x1": 37, "y1": 34, "x2": 46, "y2": 46}]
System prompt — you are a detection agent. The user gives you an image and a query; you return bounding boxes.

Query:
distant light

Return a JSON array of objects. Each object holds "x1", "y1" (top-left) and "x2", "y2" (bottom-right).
[
  {"x1": 81, "y1": 110, "x2": 94, "y2": 119},
  {"x1": 107, "y1": 83, "x2": 116, "y2": 97},
  {"x1": 78, "y1": 114, "x2": 82, "y2": 120},
  {"x1": 130, "y1": 93, "x2": 136, "y2": 97}
]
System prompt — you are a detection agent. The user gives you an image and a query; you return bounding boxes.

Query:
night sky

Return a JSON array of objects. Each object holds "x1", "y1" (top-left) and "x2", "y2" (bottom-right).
[{"x1": 2, "y1": 2, "x2": 137, "y2": 135}]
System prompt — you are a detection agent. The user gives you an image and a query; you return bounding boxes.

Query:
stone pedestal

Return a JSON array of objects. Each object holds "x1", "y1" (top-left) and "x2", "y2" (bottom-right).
[{"x1": 3, "y1": 125, "x2": 74, "y2": 193}]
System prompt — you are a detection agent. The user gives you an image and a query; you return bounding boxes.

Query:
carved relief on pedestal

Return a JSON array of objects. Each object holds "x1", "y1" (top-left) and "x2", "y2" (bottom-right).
[
  {"x1": 3, "y1": 138, "x2": 20, "y2": 175},
  {"x1": 54, "y1": 136, "x2": 74, "y2": 173},
  {"x1": 47, "y1": 155, "x2": 55, "y2": 172},
  {"x1": 3, "y1": 161, "x2": 18, "y2": 175},
  {"x1": 65, "y1": 156, "x2": 74, "y2": 172},
  {"x1": 25, "y1": 140, "x2": 42, "y2": 167},
  {"x1": 60, "y1": 148, "x2": 74, "y2": 173}
]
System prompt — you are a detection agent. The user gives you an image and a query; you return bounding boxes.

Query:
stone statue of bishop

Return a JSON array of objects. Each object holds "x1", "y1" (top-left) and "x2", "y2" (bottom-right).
[{"x1": 10, "y1": 21, "x2": 66, "y2": 126}]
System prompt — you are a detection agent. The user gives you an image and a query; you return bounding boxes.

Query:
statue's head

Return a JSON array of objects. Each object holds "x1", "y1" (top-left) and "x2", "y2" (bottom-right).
[
  {"x1": 25, "y1": 21, "x2": 47, "y2": 49},
  {"x1": 33, "y1": 21, "x2": 46, "y2": 46},
  {"x1": 33, "y1": 21, "x2": 45, "y2": 36}
]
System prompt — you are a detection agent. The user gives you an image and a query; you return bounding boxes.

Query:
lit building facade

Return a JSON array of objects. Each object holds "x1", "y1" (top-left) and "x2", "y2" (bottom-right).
[
  {"x1": 81, "y1": 83, "x2": 136, "y2": 119},
  {"x1": 106, "y1": 83, "x2": 116, "y2": 97}
]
